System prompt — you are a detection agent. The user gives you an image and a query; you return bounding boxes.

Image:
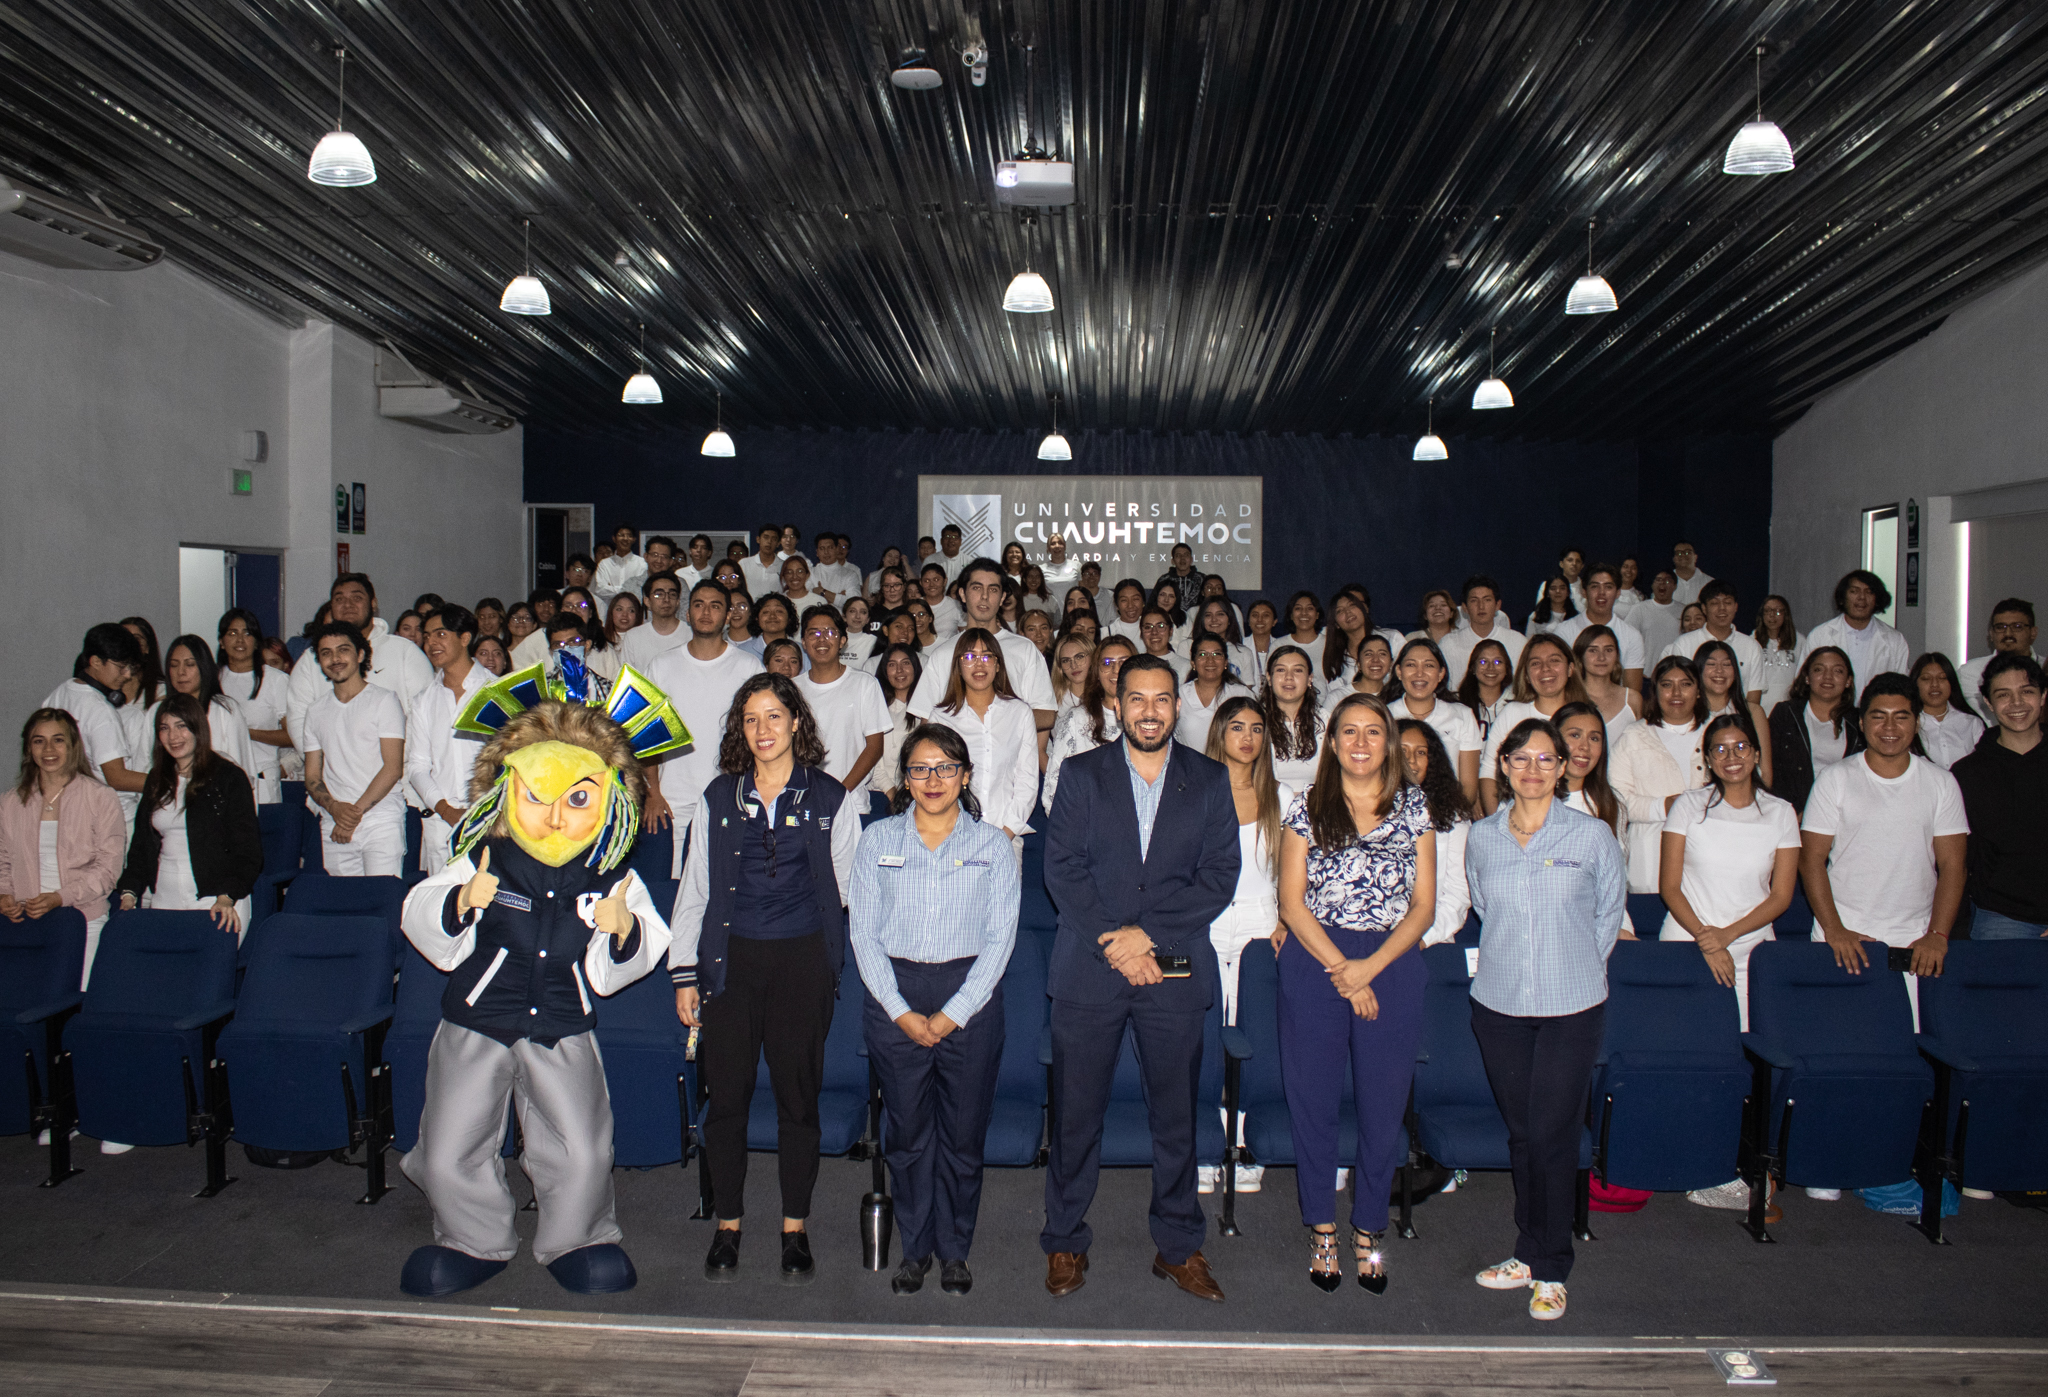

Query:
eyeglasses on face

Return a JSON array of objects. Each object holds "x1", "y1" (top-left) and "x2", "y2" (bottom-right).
[
  {"x1": 905, "y1": 762, "x2": 963, "y2": 780},
  {"x1": 1709, "y1": 741, "x2": 1754, "y2": 758},
  {"x1": 1991, "y1": 622, "x2": 2032, "y2": 635},
  {"x1": 961, "y1": 651, "x2": 996, "y2": 664},
  {"x1": 1504, "y1": 753, "x2": 1561, "y2": 771},
  {"x1": 804, "y1": 629, "x2": 840, "y2": 641}
]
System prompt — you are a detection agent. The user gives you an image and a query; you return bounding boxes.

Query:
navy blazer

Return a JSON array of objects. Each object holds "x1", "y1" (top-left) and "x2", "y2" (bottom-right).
[{"x1": 1042, "y1": 738, "x2": 1241, "y2": 1009}]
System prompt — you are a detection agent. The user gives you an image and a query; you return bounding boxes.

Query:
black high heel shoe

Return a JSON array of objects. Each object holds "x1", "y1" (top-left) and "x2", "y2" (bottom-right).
[
  {"x1": 1308, "y1": 1228, "x2": 1341, "y2": 1293},
  {"x1": 1355, "y1": 1228, "x2": 1388, "y2": 1294}
]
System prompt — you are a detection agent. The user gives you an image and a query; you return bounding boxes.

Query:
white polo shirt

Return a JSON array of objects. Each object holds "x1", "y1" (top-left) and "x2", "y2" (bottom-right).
[
  {"x1": 1670, "y1": 570, "x2": 1714, "y2": 608},
  {"x1": 738, "y1": 555, "x2": 784, "y2": 600},
  {"x1": 795, "y1": 665, "x2": 893, "y2": 785}
]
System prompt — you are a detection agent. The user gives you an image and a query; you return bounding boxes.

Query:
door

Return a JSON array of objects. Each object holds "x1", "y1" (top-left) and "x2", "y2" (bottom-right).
[
  {"x1": 534, "y1": 508, "x2": 567, "y2": 594},
  {"x1": 1861, "y1": 505, "x2": 1899, "y2": 627},
  {"x1": 230, "y1": 551, "x2": 283, "y2": 640}
]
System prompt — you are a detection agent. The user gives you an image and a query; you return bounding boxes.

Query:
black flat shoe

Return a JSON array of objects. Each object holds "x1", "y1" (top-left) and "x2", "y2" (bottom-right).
[
  {"x1": 891, "y1": 1254, "x2": 932, "y2": 1294},
  {"x1": 1308, "y1": 1228, "x2": 1341, "y2": 1294},
  {"x1": 1355, "y1": 1228, "x2": 1389, "y2": 1295},
  {"x1": 704, "y1": 1228, "x2": 741, "y2": 1283},
  {"x1": 940, "y1": 1259, "x2": 972, "y2": 1295},
  {"x1": 780, "y1": 1228, "x2": 815, "y2": 1285}
]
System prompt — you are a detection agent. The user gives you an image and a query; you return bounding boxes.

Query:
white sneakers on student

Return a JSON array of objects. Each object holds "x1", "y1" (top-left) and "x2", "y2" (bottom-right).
[
  {"x1": 1803, "y1": 1187, "x2": 1841, "y2": 1201},
  {"x1": 1475, "y1": 1257, "x2": 1532, "y2": 1289},
  {"x1": 1687, "y1": 1179, "x2": 1751, "y2": 1210},
  {"x1": 1196, "y1": 1165, "x2": 1265, "y2": 1194},
  {"x1": 1529, "y1": 1281, "x2": 1568, "y2": 1320}
]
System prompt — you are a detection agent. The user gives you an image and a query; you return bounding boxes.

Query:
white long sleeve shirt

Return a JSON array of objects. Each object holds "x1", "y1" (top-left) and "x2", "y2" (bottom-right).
[
  {"x1": 592, "y1": 553, "x2": 649, "y2": 610},
  {"x1": 407, "y1": 664, "x2": 492, "y2": 818},
  {"x1": 926, "y1": 694, "x2": 1041, "y2": 836}
]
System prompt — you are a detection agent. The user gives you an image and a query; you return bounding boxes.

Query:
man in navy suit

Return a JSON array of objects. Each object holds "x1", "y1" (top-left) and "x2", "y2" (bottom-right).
[{"x1": 1039, "y1": 654, "x2": 1241, "y2": 1301}]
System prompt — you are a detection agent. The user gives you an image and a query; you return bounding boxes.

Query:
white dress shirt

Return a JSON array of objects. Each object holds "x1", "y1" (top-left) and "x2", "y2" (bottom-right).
[
  {"x1": 811, "y1": 561, "x2": 864, "y2": 603},
  {"x1": 592, "y1": 553, "x2": 649, "y2": 610},
  {"x1": 906, "y1": 628, "x2": 1056, "y2": 719},
  {"x1": 925, "y1": 694, "x2": 1040, "y2": 835},
  {"x1": 1798, "y1": 615, "x2": 1912, "y2": 692},
  {"x1": 407, "y1": 664, "x2": 492, "y2": 817}
]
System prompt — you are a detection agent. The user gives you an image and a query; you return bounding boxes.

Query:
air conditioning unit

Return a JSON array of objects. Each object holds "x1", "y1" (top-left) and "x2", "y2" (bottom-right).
[
  {"x1": 0, "y1": 178, "x2": 164, "y2": 270},
  {"x1": 374, "y1": 345, "x2": 515, "y2": 434}
]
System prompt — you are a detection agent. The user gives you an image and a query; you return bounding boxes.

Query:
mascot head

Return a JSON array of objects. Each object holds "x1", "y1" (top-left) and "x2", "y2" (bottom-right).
[{"x1": 454, "y1": 703, "x2": 646, "y2": 872}]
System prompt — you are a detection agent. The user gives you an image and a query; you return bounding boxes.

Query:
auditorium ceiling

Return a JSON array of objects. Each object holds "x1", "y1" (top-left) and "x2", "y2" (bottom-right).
[{"x1": 4, "y1": 0, "x2": 2047, "y2": 438}]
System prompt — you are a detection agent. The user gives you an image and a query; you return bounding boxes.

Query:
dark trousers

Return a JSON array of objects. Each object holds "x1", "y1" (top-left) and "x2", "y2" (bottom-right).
[
  {"x1": 863, "y1": 957, "x2": 1005, "y2": 1262},
  {"x1": 1041, "y1": 990, "x2": 1207, "y2": 1264},
  {"x1": 1468, "y1": 997, "x2": 1603, "y2": 1283},
  {"x1": 700, "y1": 932, "x2": 834, "y2": 1222},
  {"x1": 1277, "y1": 928, "x2": 1425, "y2": 1231}
]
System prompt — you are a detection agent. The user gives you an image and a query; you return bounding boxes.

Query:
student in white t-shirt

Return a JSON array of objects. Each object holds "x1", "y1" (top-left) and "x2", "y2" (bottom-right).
[
  {"x1": 1387, "y1": 638, "x2": 1480, "y2": 807},
  {"x1": 618, "y1": 571, "x2": 690, "y2": 673},
  {"x1": 1631, "y1": 571, "x2": 1684, "y2": 664},
  {"x1": 643, "y1": 583, "x2": 768, "y2": 873},
  {"x1": 1911, "y1": 653, "x2": 1985, "y2": 770},
  {"x1": 918, "y1": 564, "x2": 965, "y2": 638},
  {"x1": 1669, "y1": 542, "x2": 1712, "y2": 608},
  {"x1": 44, "y1": 624, "x2": 151, "y2": 831},
  {"x1": 1437, "y1": 575, "x2": 1525, "y2": 689},
  {"x1": 300, "y1": 623, "x2": 408, "y2": 876},
  {"x1": 738, "y1": 523, "x2": 787, "y2": 601},
  {"x1": 1801, "y1": 675, "x2": 1969, "y2": 1004},
  {"x1": 1175, "y1": 633, "x2": 1252, "y2": 752},
  {"x1": 1659, "y1": 714, "x2": 1801, "y2": 1034},
  {"x1": 1135, "y1": 607, "x2": 1192, "y2": 682},
  {"x1": 1659, "y1": 580, "x2": 1765, "y2": 704},
  {"x1": 1106, "y1": 579, "x2": 1150, "y2": 649},
  {"x1": 794, "y1": 605, "x2": 892, "y2": 796}
]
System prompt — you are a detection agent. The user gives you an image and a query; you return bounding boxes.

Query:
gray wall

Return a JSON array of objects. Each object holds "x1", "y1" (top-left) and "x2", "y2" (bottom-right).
[
  {"x1": 1773, "y1": 256, "x2": 2048, "y2": 664},
  {"x1": 0, "y1": 249, "x2": 524, "y2": 726}
]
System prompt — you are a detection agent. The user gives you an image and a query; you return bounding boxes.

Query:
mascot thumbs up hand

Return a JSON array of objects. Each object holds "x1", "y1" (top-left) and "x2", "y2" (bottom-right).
[
  {"x1": 458, "y1": 847, "x2": 499, "y2": 915},
  {"x1": 595, "y1": 878, "x2": 634, "y2": 946}
]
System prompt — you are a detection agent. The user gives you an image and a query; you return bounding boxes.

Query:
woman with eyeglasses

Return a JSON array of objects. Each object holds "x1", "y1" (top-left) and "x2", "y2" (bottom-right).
[
  {"x1": 1050, "y1": 633, "x2": 1093, "y2": 710},
  {"x1": 1456, "y1": 638, "x2": 1515, "y2": 742},
  {"x1": 1767, "y1": 646, "x2": 1861, "y2": 816},
  {"x1": 1177, "y1": 634, "x2": 1252, "y2": 752},
  {"x1": 906, "y1": 597, "x2": 941, "y2": 652},
  {"x1": 1195, "y1": 598, "x2": 1257, "y2": 690},
  {"x1": 671, "y1": 674, "x2": 862, "y2": 1286},
  {"x1": 1609, "y1": 656, "x2": 1711, "y2": 893},
  {"x1": 1478, "y1": 635, "x2": 1587, "y2": 815},
  {"x1": 1263, "y1": 646, "x2": 1323, "y2": 790},
  {"x1": 1467, "y1": 718, "x2": 1625, "y2": 1322},
  {"x1": 1043, "y1": 638, "x2": 1134, "y2": 817},
  {"x1": 925, "y1": 629, "x2": 1038, "y2": 855},
  {"x1": 849, "y1": 724, "x2": 1018, "y2": 1296},
  {"x1": 1753, "y1": 595, "x2": 1802, "y2": 713},
  {"x1": 1138, "y1": 606, "x2": 1191, "y2": 680}
]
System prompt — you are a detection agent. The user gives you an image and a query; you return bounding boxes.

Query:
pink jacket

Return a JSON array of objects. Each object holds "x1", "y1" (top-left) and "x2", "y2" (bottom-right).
[{"x1": 0, "y1": 779, "x2": 127, "y2": 922}]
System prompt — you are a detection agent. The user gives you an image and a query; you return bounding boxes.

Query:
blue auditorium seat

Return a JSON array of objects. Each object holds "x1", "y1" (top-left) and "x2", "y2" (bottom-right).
[
  {"x1": 1593, "y1": 941, "x2": 1747, "y2": 1193},
  {"x1": 64, "y1": 910, "x2": 238, "y2": 1193},
  {"x1": 594, "y1": 946, "x2": 691, "y2": 1169},
  {"x1": 403, "y1": 807, "x2": 426, "y2": 886},
  {"x1": 282, "y1": 873, "x2": 409, "y2": 965},
  {"x1": 283, "y1": 782, "x2": 322, "y2": 870},
  {"x1": 386, "y1": 946, "x2": 448, "y2": 1153},
  {"x1": 1915, "y1": 941, "x2": 2048, "y2": 1238},
  {"x1": 216, "y1": 912, "x2": 395, "y2": 1200},
  {"x1": 1626, "y1": 892, "x2": 1669, "y2": 940},
  {"x1": 981, "y1": 933, "x2": 1049, "y2": 1167},
  {"x1": 1741, "y1": 941, "x2": 1934, "y2": 1239},
  {"x1": 747, "y1": 958, "x2": 870, "y2": 1156},
  {"x1": 247, "y1": 801, "x2": 305, "y2": 938},
  {"x1": 0, "y1": 909, "x2": 87, "y2": 1183}
]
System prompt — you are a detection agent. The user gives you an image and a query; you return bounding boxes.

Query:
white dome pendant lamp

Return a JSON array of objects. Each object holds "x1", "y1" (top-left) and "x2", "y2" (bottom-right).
[
  {"x1": 701, "y1": 391, "x2": 735, "y2": 457},
  {"x1": 1412, "y1": 396, "x2": 1448, "y2": 461},
  {"x1": 1724, "y1": 43, "x2": 1796, "y2": 175},
  {"x1": 307, "y1": 47, "x2": 376, "y2": 187},
  {"x1": 1004, "y1": 270, "x2": 1054, "y2": 313},
  {"x1": 1565, "y1": 218, "x2": 1619, "y2": 315},
  {"x1": 1037, "y1": 393, "x2": 1072, "y2": 460},
  {"x1": 1472, "y1": 326, "x2": 1514, "y2": 409},
  {"x1": 622, "y1": 322, "x2": 661, "y2": 404},
  {"x1": 499, "y1": 219, "x2": 551, "y2": 315}
]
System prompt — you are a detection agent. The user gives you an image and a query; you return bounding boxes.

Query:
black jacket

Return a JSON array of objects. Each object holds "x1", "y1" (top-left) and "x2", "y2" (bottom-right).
[
  {"x1": 1767, "y1": 699, "x2": 1865, "y2": 816},
  {"x1": 1950, "y1": 733, "x2": 2048, "y2": 923},
  {"x1": 117, "y1": 761, "x2": 261, "y2": 902}
]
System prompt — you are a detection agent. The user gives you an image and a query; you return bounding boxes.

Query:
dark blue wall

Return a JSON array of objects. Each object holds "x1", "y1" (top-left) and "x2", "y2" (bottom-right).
[{"x1": 524, "y1": 426, "x2": 1771, "y2": 630}]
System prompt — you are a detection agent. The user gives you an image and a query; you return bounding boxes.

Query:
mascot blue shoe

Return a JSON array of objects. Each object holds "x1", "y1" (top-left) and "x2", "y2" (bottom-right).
[
  {"x1": 546, "y1": 1242, "x2": 639, "y2": 1294},
  {"x1": 401, "y1": 1245, "x2": 509, "y2": 1297}
]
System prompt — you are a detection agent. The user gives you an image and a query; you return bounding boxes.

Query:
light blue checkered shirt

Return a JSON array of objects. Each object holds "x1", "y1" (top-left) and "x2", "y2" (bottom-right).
[
  {"x1": 1466, "y1": 802, "x2": 1627, "y2": 1017},
  {"x1": 1125, "y1": 739, "x2": 1173, "y2": 861},
  {"x1": 847, "y1": 810, "x2": 1020, "y2": 1026}
]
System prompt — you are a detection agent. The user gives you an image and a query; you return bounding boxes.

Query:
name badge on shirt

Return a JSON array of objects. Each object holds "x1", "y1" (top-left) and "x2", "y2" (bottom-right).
[
  {"x1": 1544, "y1": 859, "x2": 1582, "y2": 869},
  {"x1": 958, "y1": 859, "x2": 990, "y2": 867},
  {"x1": 785, "y1": 815, "x2": 799, "y2": 827},
  {"x1": 493, "y1": 890, "x2": 533, "y2": 912},
  {"x1": 877, "y1": 855, "x2": 907, "y2": 868}
]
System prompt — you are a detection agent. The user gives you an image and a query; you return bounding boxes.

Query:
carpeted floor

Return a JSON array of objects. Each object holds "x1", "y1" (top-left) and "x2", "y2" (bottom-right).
[{"x1": 2, "y1": 1133, "x2": 2042, "y2": 1339}]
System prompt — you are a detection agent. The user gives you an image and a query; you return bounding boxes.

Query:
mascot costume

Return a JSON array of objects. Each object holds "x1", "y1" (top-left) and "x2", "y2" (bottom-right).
[{"x1": 397, "y1": 655, "x2": 688, "y2": 1297}]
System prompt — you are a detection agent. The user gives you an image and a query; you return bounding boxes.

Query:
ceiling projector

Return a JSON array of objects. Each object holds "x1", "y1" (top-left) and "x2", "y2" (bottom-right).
[
  {"x1": 995, "y1": 158, "x2": 1074, "y2": 206},
  {"x1": 890, "y1": 51, "x2": 941, "y2": 90}
]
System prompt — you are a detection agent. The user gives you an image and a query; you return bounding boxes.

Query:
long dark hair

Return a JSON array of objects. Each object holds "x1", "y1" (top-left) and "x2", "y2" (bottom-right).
[
  {"x1": 1531, "y1": 575, "x2": 1579, "y2": 625},
  {"x1": 1910, "y1": 651, "x2": 1979, "y2": 722},
  {"x1": 163, "y1": 634, "x2": 229, "y2": 709},
  {"x1": 1197, "y1": 597, "x2": 1244, "y2": 647},
  {"x1": 1456, "y1": 638, "x2": 1513, "y2": 715},
  {"x1": 1261, "y1": 644, "x2": 1320, "y2": 761},
  {"x1": 1208, "y1": 695, "x2": 1282, "y2": 876},
  {"x1": 1647, "y1": 655, "x2": 1709, "y2": 729},
  {"x1": 1394, "y1": 637, "x2": 1454, "y2": 701},
  {"x1": 1283, "y1": 590, "x2": 1324, "y2": 639},
  {"x1": 1082, "y1": 637, "x2": 1136, "y2": 743},
  {"x1": 120, "y1": 616, "x2": 163, "y2": 705},
  {"x1": 1151, "y1": 580, "x2": 1189, "y2": 630},
  {"x1": 1695, "y1": 711, "x2": 1764, "y2": 817},
  {"x1": 715, "y1": 673, "x2": 828, "y2": 774},
  {"x1": 1753, "y1": 594, "x2": 1797, "y2": 648},
  {"x1": 1395, "y1": 718, "x2": 1470, "y2": 832},
  {"x1": 887, "y1": 723, "x2": 983, "y2": 819},
  {"x1": 1788, "y1": 644, "x2": 1855, "y2": 732},
  {"x1": 1323, "y1": 587, "x2": 1375, "y2": 684},
  {"x1": 875, "y1": 641, "x2": 923, "y2": 707},
  {"x1": 1549, "y1": 700, "x2": 1620, "y2": 835},
  {"x1": 939, "y1": 628, "x2": 1019, "y2": 715},
  {"x1": 141, "y1": 692, "x2": 218, "y2": 813},
  {"x1": 1692, "y1": 639, "x2": 1744, "y2": 707},
  {"x1": 1304, "y1": 692, "x2": 1406, "y2": 848},
  {"x1": 215, "y1": 608, "x2": 268, "y2": 672}
]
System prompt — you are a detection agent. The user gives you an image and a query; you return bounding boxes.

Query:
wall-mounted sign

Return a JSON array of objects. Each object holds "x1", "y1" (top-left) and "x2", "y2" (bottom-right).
[
  {"x1": 1907, "y1": 498, "x2": 1920, "y2": 549},
  {"x1": 351, "y1": 482, "x2": 367, "y2": 535},
  {"x1": 336, "y1": 541, "x2": 350, "y2": 575},
  {"x1": 336, "y1": 484, "x2": 350, "y2": 534},
  {"x1": 1905, "y1": 549, "x2": 1920, "y2": 607},
  {"x1": 917, "y1": 475, "x2": 1265, "y2": 589}
]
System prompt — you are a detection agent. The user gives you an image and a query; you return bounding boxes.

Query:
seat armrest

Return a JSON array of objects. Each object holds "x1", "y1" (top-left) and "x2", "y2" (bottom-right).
[
  {"x1": 1915, "y1": 1033, "x2": 1981, "y2": 1074},
  {"x1": 1038, "y1": 1025, "x2": 1054, "y2": 1067},
  {"x1": 13, "y1": 993, "x2": 84, "y2": 1025},
  {"x1": 1221, "y1": 1026, "x2": 1252, "y2": 1061},
  {"x1": 1740, "y1": 1034, "x2": 1794, "y2": 1070},
  {"x1": 174, "y1": 999, "x2": 238, "y2": 1032},
  {"x1": 341, "y1": 1007, "x2": 397, "y2": 1035}
]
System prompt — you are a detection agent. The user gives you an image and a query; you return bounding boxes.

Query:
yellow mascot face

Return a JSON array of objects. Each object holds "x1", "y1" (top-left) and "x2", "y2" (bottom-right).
[{"x1": 502, "y1": 741, "x2": 614, "y2": 866}]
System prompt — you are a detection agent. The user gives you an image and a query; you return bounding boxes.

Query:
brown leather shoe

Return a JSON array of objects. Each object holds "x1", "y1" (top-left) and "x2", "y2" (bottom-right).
[
  {"x1": 1152, "y1": 1249, "x2": 1225, "y2": 1303},
  {"x1": 1045, "y1": 1250, "x2": 1088, "y2": 1297}
]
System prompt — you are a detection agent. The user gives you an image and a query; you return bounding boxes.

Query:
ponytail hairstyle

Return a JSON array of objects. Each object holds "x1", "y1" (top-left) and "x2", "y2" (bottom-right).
[{"x1": 888, "y1": 723, "x2": 983, "y2": 819}]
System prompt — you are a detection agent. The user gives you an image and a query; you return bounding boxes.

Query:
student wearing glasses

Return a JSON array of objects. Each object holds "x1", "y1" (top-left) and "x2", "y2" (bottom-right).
[
  {"x1": 670, "y1": 675, "x2": 862, "y2": 1285},
  {"x1": 925, "y1": 629, "x2": 1040, "y2": 857},
  {"x1": 850, "y1": 725, "x2": 1019, "y2": 1296},
  {"x1": 1467, "y1": 719, "x2": 1626, "y2": 1322}
]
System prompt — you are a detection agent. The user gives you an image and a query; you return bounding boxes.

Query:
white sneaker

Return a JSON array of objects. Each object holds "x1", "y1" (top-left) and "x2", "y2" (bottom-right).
[
  {"x1": 1439, "y1": 1170, "x2": 1461, "y2": 1194},
  {"x1": 1962, "y1": 1188, "x2": 1996, "y2": 1201},
  {"x1": 1234, "y1": 1164, "x2": 1264, "y2": 1193},
  {"x1": 1803, "y1": 1187, "x2": 1841, "y2": 1201},
  {"x1": 1687, "y1": 1179, "x2": 1752, "y2": 1211},
  {"x1": 1335, "y1": 1168, "x2": 1352, "y2": 1190},
  {"x1": 1475, "y1": 1256, "x2": 1532, "y2": 1289},
  {"x1": 1196, "y1": 1165, "x2": 1220, "y2": 1195},
  {"x1": 100, "y1": 1141, "x2": 135, "y2": 1155},
  {"x1": 1529, "y1": 1281, "x2": 1568, "y2": 1320},
  {"x1": 34, "y1": 1128, "x2": 80, "y2": 1147}
]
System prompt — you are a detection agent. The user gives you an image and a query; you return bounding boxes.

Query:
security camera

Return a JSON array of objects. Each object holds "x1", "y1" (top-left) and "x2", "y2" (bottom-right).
[{"x1": 962, "y1": 43, "x2": 988, "y2": 86}]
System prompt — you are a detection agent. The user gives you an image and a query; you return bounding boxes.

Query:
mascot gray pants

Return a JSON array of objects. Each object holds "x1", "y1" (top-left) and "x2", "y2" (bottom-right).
[{"x1": 401, "y1": 1022, "x2": 620, "y2": 1265}]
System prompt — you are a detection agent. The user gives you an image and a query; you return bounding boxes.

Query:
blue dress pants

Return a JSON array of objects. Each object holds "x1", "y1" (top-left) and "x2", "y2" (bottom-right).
[
  {"x1": 863, "y1": 957, "x2": 1004, "y2": 1263},
  {"x1": 1276, "y1": 927, "x2": 1425, "y2": 1231}
]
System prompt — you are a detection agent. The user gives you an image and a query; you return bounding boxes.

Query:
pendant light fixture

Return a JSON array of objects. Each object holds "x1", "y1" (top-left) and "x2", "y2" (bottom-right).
[
  {"x1": 1565, "y1": 218, "x2": 1618, "y2": 315},
  {"x1": 1412, "y1": 396, "x2": 1448, "y2": 461},
  {"x1": 1724, "y1": 43, "x2": 1796, "y2": 175},
  {"x1": 1037, "y1": 393, "x2": 1072, "y2": 461},
  {"x1": 1001, "y1": 48, "x2": 1055, "y2": 314},
  {"x1": 621, "y1": 322, "x2": 661, "y2": 404},
  {"x1": 701, "y1": 392, "x2": 735, "y2": 457},
  {"x1": 1472, "y1": 327, "x2": 1514, "y2": 409},
  {"x1": 306, "y1": 47, "x2": 376, "y2": 187},
  {"x1": 499, "y1": 219, "x2": 551, "y2": 315}
]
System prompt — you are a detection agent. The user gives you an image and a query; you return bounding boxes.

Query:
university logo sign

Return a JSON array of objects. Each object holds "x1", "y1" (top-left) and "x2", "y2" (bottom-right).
[{"x1": 931, "y1": 493, "x2": 1002, "y2": 559}]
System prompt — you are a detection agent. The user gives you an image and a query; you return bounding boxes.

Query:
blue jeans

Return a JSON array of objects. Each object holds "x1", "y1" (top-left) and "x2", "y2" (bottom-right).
[{"x1": 1971, "y1": 908, "x2": 2048, "y2": 940}]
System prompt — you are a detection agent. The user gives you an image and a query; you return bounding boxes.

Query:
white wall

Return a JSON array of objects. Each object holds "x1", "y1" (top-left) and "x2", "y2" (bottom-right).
[
  {"x1": 1773, "y1": 257, "x2": 2048, "y2": 662},
  {"x1": 0, "y1": 247, "x2": 524, "y2": 727}
]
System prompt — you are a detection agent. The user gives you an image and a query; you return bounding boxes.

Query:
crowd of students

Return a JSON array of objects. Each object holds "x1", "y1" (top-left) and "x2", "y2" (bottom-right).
[{"x1": 5, "y1": 523, "x2": 2043, "y2": 1316}]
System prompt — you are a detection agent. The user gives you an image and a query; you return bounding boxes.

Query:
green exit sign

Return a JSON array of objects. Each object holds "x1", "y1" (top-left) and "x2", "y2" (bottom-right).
[{"x1": 231, "y1": 469, "x2": 253, "y2": 496}]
